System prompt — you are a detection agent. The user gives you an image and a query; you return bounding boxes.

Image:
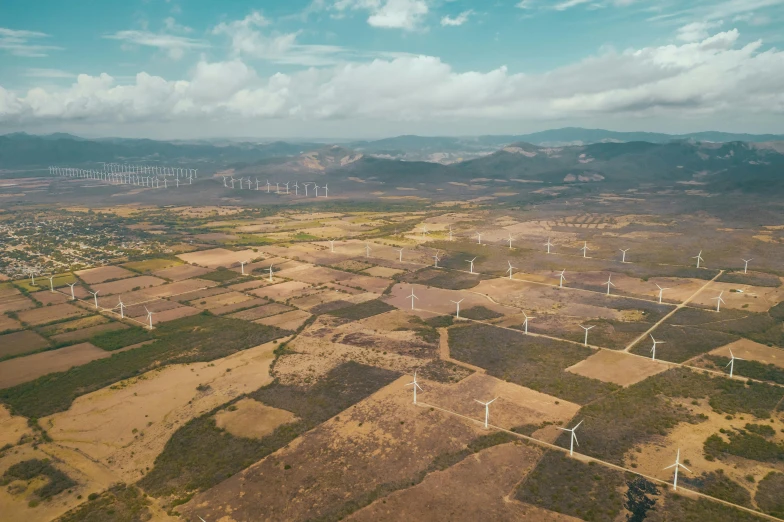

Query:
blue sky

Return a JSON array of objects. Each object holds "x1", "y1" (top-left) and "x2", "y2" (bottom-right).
[{"x1": 1, "y1": 0, "x2": 783, "y2": 138}]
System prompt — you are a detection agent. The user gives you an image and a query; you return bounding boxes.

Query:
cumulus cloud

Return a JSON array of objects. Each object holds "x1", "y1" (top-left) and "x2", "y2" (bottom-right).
[
  {"x1": 1, "y1": 29, "x2": 783, "y2": 130},
  {"x1": 676, "y1": 20, "x2": 724, "y2": 42},
  {"x1": 332, "y1": 0, "x2": 429, "y2": 31},
  {"x1": 440, "y1": 10, "x2": 473, "y2": 26},
  {"x1": 0, "y1": 28, "x2": 63, "y2": 57}
]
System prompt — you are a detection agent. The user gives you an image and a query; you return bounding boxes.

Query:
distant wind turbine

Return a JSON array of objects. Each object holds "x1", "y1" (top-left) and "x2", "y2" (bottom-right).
[
  {"x1": 144, "y1": 306, "x2": 156, "y2": 330},
  {"x1": 605, "y1": 274, "x2": 615, "y2": 295},
  {"x1": 507, "y1": 233, "x2": 514, "y2": 249},
  {"x1": 580, "y1": 241, "x2": 590, "y2": 258},
  {"x1": 406, "y1": 370, "x2": 423, "y2": 404},
  {"x1": 240, "y1": 260, "x2": 248, "y2": 276},
  {"x1": 89, "y1": 290, "x2": 100, "y2": 309},
  {"x1": 329, "y1": 240, "x2": 335, "y2": 253},
  {"x1": 67, "y1": 282, "x2": 77, "y2": 300},
  {"x1": 664, "y1": 448, "x2": 691, "y2": 491},
  {"x1": 650, "y1": 334, "x2": 665, "y2": 360},
  {"x1": 395, "y1": 248, "x2": 404, "y2": 262},
  {"x1": 474, "y1": 397, "x2": 498, "y2": 429},
  {"x1": 620, "y1": 248, "x2": 630, "y2": 263},
  {"x1": 655, "y1": 283, "x2": 670, "y2": 304},
  {"x1": 580, "y1": 324, "x2": 594, "y2": 346},
  {"x1": 545, "y1": 237, "x2": 554, "y2": 254},
  {"x1": 521, "y1": 311, "x2": 532, "y2": 334},
  {"x1": 558, "y1": 269, "x2": 566, "y2": 288},
  {"x1": 559, "y1": 419, "x2": 583, "y2": 456},
  {"x1": 451, "y1": 298, "x2": 464, "y2": 319},
  {"x1": 432, "y1": 250, "x2": 441, "y2": 268},
  {"x1": 476, "y1": 232, "x2": 482, "y2": 245},
  {"x1": 268, "y1": 264, "x2": 274, "y2": 282},
  {"x1": 726, "y1": 348, "x2": 744, "y2": 378},
  {"x1": 693, "y1": 250, "x2": 704, "y2": 268},
  {"x1": 48, "y1": 275, "x2": 56, "y2": 293},
  {"x1": 365, "y1": 243, "x2": 372, "y2": 258},
  {"x1": 712, "y1": 291, "x2": 725, "y2": 312},
  {"x1": 742, "y1": 258, "x2": 752, "y2": 274},
  {"x1": 506, "y1": 261, "x2": 516, "y2": 280},
  {"x1": 407, "y1": 287, "x2": 419, "y2": 310}
]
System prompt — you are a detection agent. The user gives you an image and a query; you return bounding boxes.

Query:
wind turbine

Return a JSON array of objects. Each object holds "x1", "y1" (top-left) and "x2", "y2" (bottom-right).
[
  {"x1": 742, "y1": 258, "x2": 752, "y2": 274},
  {"x1": 476, "y1": 232, "x2": 482, "y2": 245},
  {"x1": 655, "y1": 284, "x2": 670, "y2": 304},
  {"x1": 268, "y1": 264, "x2": 274, "y2": 282},
  {"x1": 558, "y1": 269, "x2": 566, "y2": 288},
  {"x1": 48, "y1": 275, "x2": 56, "y2": 293},
  {"x1": 117, "y1": 298, "x2": 126, "y2": 319},
  {"x1": 239, "y1": 260, "x2": 248, "y2": 275},
  {"x1": 605, "y1": 274, "x2": 615, "y2": 295},
  {"x1": 293, "y1": 182, "x2": 299, "y2": 195},
  {"x1": 521, "y1": 311, "x2": 532, "y2": 334},
  {"x1": 432, "y1": 250, "x2": 441, "y2": 268},
  {"x1": 329, "y1": 240, "x2": 335, "y2": 253},
  {"x1": 620, "y1": 248, "x2": 630, "y2": 263},
  {"x1": 323, "y1": 184, "x2": 329, "y2": 198},
  {"x1": 506, "y1": 261, "x2": 516, "y2": 280},
  {"x1": 451, "y1": 298, "x2": 464, "y2": 319},
  {"x1": 67, "y1": 282, "x2": 77, "y2": 300},
  {"x1": 712, "y1": 291, "x2": 725, "y2": 312},
  {"x1": 448, "y1": 225, "x2": 453, "y2": 241},
  {"x1": 507, "y1": 233, "x2": 514, "y2": 249},
  {"x1": 693, "y1": 250, "x2": 704, "y2": 268},
  {"x1": 395, "y1": 248, "x2": 404, "y2": 262},
  {"x1": 545, "y1": 237, "x2": 554, "y2": 254},
  {"x1": 580, "y1": 324, "x2": 594, "y2": 346},
  {"x1": 407, "y1": 287, "x2": 419, "y2": 310},
  {"x1": 580, "y1": 241, "x2": 590, "y2": 258},
  {"x1": 559, "y1": 419, "x2": 583, "y2": 456},
  {"x1": 467, "y1": 257, "x2": 477, "y2": 274},
  {"x1": 474, "y1": 397, "x2": 498, "y2": 429},
  {"x1": 365, "y1": 243, "x2": 372, "y2": 258},
  {"x1": 650, "y1": 334, "x2": 665, "y2": 360},
  {"x1": 89, "y1": 290, "x2": 100, "y2": 309},
  {"x1": 144, "y1": 306, "x2": 156, "y2": 330},
  {"x1": 266, "y1": 180, "x2": 271, "y2": 193},
  {"x1": 726, "y1": 348, "x2": 744, "y2": 378},
  {"x1": 406, "y1": 370, "x2": 423, "y2": 404},
  {"x1": 664, "y1": 449, "x2": 691, "y2": 491},
  {"x1": 28, "y1": 268, "x2": 37, "y2": 286}
]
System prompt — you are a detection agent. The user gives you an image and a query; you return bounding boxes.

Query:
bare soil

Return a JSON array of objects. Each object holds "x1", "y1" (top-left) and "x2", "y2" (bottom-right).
[
  {"x1": 17, "y1": 303, "x2": 89, "y2": 326},
  {"x1": 0, "y1": 330, "x2": 49, "y2": 358},
  {"x1": 566, "y1": 350, "x2": 669, "y2": 386},
  {"x1": 177, "y1": 248, "x2": 258, "y2": 268},
  {"x1": 255, "y1": 310, "x2": 312, "y2": 331},
  {"x1": 707, "y1": 338, "x2": 784, "y2": 368},
  {"x1": 91, "y1": 275, "x2": 167, "y2": 295},
  {"x1": 0, "y1": 342, "x2": 110, "y2": 389},
  {"x1": 152, "y1": 264, "x2": 213, "y2": 281},
  {"x1": 76, "y1": 265, "x2": 136, "y2": 284},
  {"x1": 0, "y1": 404, "x2": 31, "y2": 445},
  {"x1": 249, "y1": 281, "x2": 313, "y2": 300},
  {"x1": 214, "y1": 398, "x2": 297, "y2": 439}
]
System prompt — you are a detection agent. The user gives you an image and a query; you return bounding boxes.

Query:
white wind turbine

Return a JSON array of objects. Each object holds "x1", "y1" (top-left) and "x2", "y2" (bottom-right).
[
  {"x1": 693, "y1": 250, "x2": 704, "y2": 268},
  {"x1": 267, "y1": 264, "x2": 274, "y2": 282},
  {"x1": 726, "y1": 348, "x2": 744, "y2": 378},
  {"x1": 322, "y1": 184, "x2": 329, "y2": 197},
  {"x1": 117, "y1": 298, "x2": 126, "y2": 319},
  {"x1": 506, "y1": 260, "x2": 516, "y2": 280},
  {"x1": 432, "y1": 250, "x2": 441, "y2": 268},
  {"x1": 558, "y1": 269, "x2": 566, "y2": 288},
  {"x1": 407, "y1": 287, "x2": 418, "y2": 310},
  {"x1": 650, "y1": 334, "x2": 665, "y2": 360},
  {"x1": 28, "y1": 268, "x2": 37, "y2": 286},
  {"x1": 712, "y1": 291, "x2": 725, "y2": 312},
  {"x1": 448, "y1": 225, "x2": 453, "y2": 241},
  {"x1": 395, "y1": 248, "x2": 404, "y2": 262},
  {"x1": 144, "y1": 306, "x2": 156, "y2": 330},
  {"x1": 67, "y1": 282, "x2": 77, "y2": 300},
  {"x1": 329, "y1": 240, "x2": 335, "y2": 253},
  {"x1": 521, "y1": 311, "x2": 532, "y2": 334},
  {"x1": 406, "y1": 370, "x2": 423, "y2": 404},
  {"x1": 476, "y1": 232, "x2": 482, "y2": 245},
  {"x1": 620, "y1": 248, "x2": 630, "y2": 263},
  {"x1": 239, "y1": 260, "x2": 248, "y2": 275},
  {"x1": 507, "y1": 233, "x2": 514, "y2": 249},
  {"x1": 451, "y1": 298, "x2": 464, "y2": 319},
  {"x1": 48, "y1": 275, "x2": 56, "y2": 293},
  {"x1": 474, "y1": 397, "x2": 498, "y2": 429},
  {"x1": 742, "y1": 258, "x2": 752, "y2": 274},
  {"x1": 664, "y1": 448, "x2": 691, "y2": 491},
  {"x1": 365, "y1": 243, "x2": 372, "y2": 258},
  {"x1": 655, "y1": 283, "x2": 670, "y2": 304},
  {"x1": 545, "y1": 237, "x2": 554, "y2": 254},
  {"x1": 580, "y1": 241, "x2": 591, "y2": 258},
  {"x1": 467, "y1": 257, "x2": 477, "y2": 274},
  {"x1": 559, "y1": 419, "x2": 583, "y2": 456},
  {"x1": 580, "y1": 324, "x2": 594, "y2": 346},
  {"x1": 88, "y1": 290, "x2": 100, "y2": 309},
  {"x1": 605, "y1": 274, "x2": 615, "y2": 295}
]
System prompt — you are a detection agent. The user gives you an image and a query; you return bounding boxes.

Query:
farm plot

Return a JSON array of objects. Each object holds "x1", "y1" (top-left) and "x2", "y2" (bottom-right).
[
  {"x1": 208, "y1": 297, "x2": 268, "y2": 316},
  {"x1": 362, "y1": 266, "x2": 404, "y2": 278},
  {"x1": 50, "y1": 322, "x2": 129, "y2": 345},
  {"x1": 141, "y1": 278, "x2": 217, "y2": 299},
  {"x1": 399, "y1": 267, "x2": 485, "y2": 290},
  {"x1": 227, "y1": 279, "x2": 269, "y2": 292},
  {"x1": 152, "y1": 263, "x2": 212, "y2": 281},
  {"x1": 289, "y1": 289, "x2": 359, "y2": 311},
  {"x1": 0, "y1": 330, "x2": 49, "y2": 359},
  {"x1": 180, "y1": 374, "x2": 492, "y2": 522},
  {"x1": 188, "y1": 291, "x2": 256, "y2": 311},
  {"x1": 277, "y1": 265, "x2": 354, "y2": 285},
  {"x1": 386, "y1": 283, "x2": 511, "y2": 319},
  {"x1": 176, "y1": 248, "x2": 257, "y2": 268},
  {"x1": 34, "y1": 291, "x2": 70, "y2": 305},
  {"x1": 708, "y1": 339, "x2": 784, "y2": 368},
  {"x1": 256, "y1": 310, "x2": 312, "y2": 331},
  {"x1": 41, "y1": 340, "x2": 280, "y2": 483},
  {"x1": 75, "y1": 265, "x2": 136, "y2": 284},
  {"x1": 0, "y1": 293, "x2": 34, "y2": 314},
  {"x1": 0, "y1": 314, "x2": 21, "y2": 332},
  {"x1": 327, "y1": 309, "x2": 439, "y2": 359},
  {"x1": 228, "y1": 303, "x2": 293, "y2": 321},
  {"x1": 214, "y1": 398, "x2": 297, "y2": 439},
  {"x1": 17, "y1": 303, "x2": 88, "y2": 326},
  {"x1": 249, "y1": 280, "x2": 312, "y2": 300},
  {"x1": 171, "y1": 286, "x2": 230, "y2": 303},
  {"x1": 566, "y1": 350, "x2": 669, "y2": 386},
  {"x1": 688, "y1": 281, "x2": 784, "y2": 313},
  {"x1": 91, "y1": 275, "x2": 167, "y2": 295},
  {"x1": 0, "y1": 342, "x2": 111, "y2": 389},
  {"x1": 123, "y1": 258, "x2": 183, "y2": 273},
  {"x1": 0, "y1": 405, "x2": 30, "y2": 446}
]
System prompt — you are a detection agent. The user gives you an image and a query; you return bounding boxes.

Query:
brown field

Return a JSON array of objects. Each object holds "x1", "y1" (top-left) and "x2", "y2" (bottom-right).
[
  {"x1": 0, "y1": 294, "x2": 34, "y2": 314},
  {"x1": 0, "y1": 405, "x2": 31, "y2": 446},
  {"x1": 338, "y1": 273, "x2": 391, "y2": 293},
  {"x1": 34, "y1": 291, "x2": 70, "y2": 305},
  {"x1": 16, "y1": 302, "x2": 89, "y2": 326},
  {"x1": 152, "y1": 263, "x2": 213, "y2": 281},
  {"x1": 707, "y1": 338, "x2": 784, "y2": 368},
  {"x1": 75, "y1": 265, "x2": 136, "y2": 284},
  {"x1": 347, "y1": 443, "x2": 576, "y2": 522},
  {"x1": 182, "y1": 376, "x2": 490, "y2": 521},
  {"x1": 146, "y1": 305, "x2": 202, "y2": 323},
  {"x1": 214, "y1": 398, "x2": 297, "y2": 439},
  {"x1": 91, "y1": 275, "x2": 167, "y2": 295},
  {"x1": 687, "y1": 280, "x2": 784, "y2": 312},
  {"x1": 209, "y1": 297, "x2": 269, "y2": 316},
  {"x1": 189, "y1": 290, "x2": 255, "y2": 309},
  {"x1": 278, "y1": 265, "x2": 355, "y2": 284},
  {"x1": 386, "y1": 283, "x2": 512, "y2": 319},
  {"x1": 51, "y1": 323, "x2": 129, "y2": 346},
  {"x1": 362, "y1": 266, "x2": 404, "y2": 278},
  {"x1": 194, "y1": 232, "x2": 238, "y2": 241},
  {"x1": 0, "y1": 342, "x2": 111, "y2": 389},
  {"x1": 38, "y1": 315, "x2": 109, "y2": 336},
  {"x1": 0, "y1": 330, "x2": 49, "y2": 358},
  {"x1": 289, "y1": 289, "x2": 354, "y2": 310},
  {"x1": 41, "y1": 340, "x2": 281, "y2": 483},
  {"x1": 0, "y1": 284, "x2": 19, "y2": 298},
  {"x1": 228, "y1": 303, "x2": 292, "y2": 321},
  {"x1": 249, "y1": 280, "x2": 312, "y2": 300},
  {"x1": 0, "y1": 314, "x2": 21, "y2": 332},
  {"x1": 227, "y1": 279, "x2": 269, "y2": 291},
  {"x1": 256, "y1": 310, "x2": 312, "y2": 331},
  {"x1": 177, "y1": 247, "x2": 257, "y2": 268},
  {"x1": 172, "y1": 286, "x2": 230, "y2": 303},
  {"x1": 566, "y1": 350, "x2": 669, "y2": 386}
]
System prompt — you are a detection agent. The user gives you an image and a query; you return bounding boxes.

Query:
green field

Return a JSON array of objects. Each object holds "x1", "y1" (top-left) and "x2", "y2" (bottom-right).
[{"x1": 123, "y1": 258, "x2": 183, "y2": 273}]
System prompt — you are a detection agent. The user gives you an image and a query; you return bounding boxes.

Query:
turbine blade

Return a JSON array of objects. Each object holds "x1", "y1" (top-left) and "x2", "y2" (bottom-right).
[
  {"x1": 574, "y1": 419, "x2": 583, "y2": 429},
  {"x1": 663, "y1": 463, "x2": 677, "y2": 470},
  {"x1": 679, "y1": 464, "x2": 691, "y2": 473}
]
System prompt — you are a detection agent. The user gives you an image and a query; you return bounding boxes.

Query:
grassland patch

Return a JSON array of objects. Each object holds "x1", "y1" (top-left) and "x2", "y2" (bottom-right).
[
  {"x1": 55, "y1": 483, "x2": 152, "y2": 522},
  {"x1": 755, "y1": 471, "x2": 784, "y2": 518},
  {"x1": 326, "y1": 299, "x2": 395, "y2": 321},
  {"x1": 681, "y1": 470, "x2": 753, "y2": 507},
  {"x1": 1, "y1": 458, "x2": 77, "y2": 500}
]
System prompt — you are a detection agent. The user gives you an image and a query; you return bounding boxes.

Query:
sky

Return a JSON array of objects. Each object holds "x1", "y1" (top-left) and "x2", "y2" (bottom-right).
[{"x1": 0, "y1": 0, "x2": 783, "y2": 139}]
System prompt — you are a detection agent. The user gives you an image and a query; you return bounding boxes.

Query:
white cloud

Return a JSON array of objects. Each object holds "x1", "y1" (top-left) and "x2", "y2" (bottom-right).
[
  {"x1": 104, "y1": 30, "x2": 209, "y2": 60},
  {"x1": 676, "y1": 20, "x2": 724, "y2": 41},
  {"x1": 1, "y1": 29, "x2": 783, "y2": 132},
  {"x1": 163, "y1": 17, "x2": 193, "y2": 33},
  {"x1": 440, "y1": 10, "x2": 473, "y2": 26},
  {"x1": 0, "y1": 27, "x2": 63, "y2": 57},
  {"x1": 23, "y1": 68, "x2": 74, "y2": 79},
  {"x1": 332, "y1": 0, "x2": 429, "y2": 31}
]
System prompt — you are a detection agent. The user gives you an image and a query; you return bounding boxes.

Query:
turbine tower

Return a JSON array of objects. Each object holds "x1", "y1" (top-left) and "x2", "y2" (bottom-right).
[
  {"x1": 620, "y1": 248, "x2": 630, "y2": 263},
  {"x1": 655, "y1": 284, "x2": 670, "y2": 304},
  {"x1": 329, "y1": 240, "x2": 335, "y2": 253},
  {"x1": 67, "y1": 282, "x2": 77, "y2": 300},
  {"x1": 580, "y1": 324, "x2": 594, "y2": 346},
  {"x1": 664, "y1": 448, "x2": 691, "y2": 491},
  {"x1": 522, "y1": 311, "x2": 532, "y2": 334},
  {"x1": 407, "y1": 287, "x2": 419, "y2": 310},
  {"x1": 48, "y1": 275, "x2": 56, "y2": 293},
  {"x1": 240, "y1": 260, "x2": 248, "y2": 276},
  {"x1": 741, "y1": 258, "x2": 752, "y2": 274},
  {"x1": 650, "y1": 334, "x2": 665, "y2": 360},
  {"x1": 545, "y1": 237, "x2": 554, "y2": 254},
  {"x1": 365, "y1": 243, "x2": 372, "y2": 258},
  {"x1": 712, "y1": 291, "x2": 725, "y2": 312},
  {"x1": 395, "y1": 248, "x2": 404, "y2": 262},
  {"x1": 89, "y1": 290, "x2": 100, "y2": 309},
  {"x1": 451, "y1": 298, "x2": 464, "y2": 319},
  {"x1": 559, "y1": 419, "x2": 583, "y2": 456},
  {"x1": 605, "y1": 274, "x2": 615, "y2": 295},
  {"x1": 432, "y1": 250, "x2": 441, "y2": 268},
  {"x1": 117, "y1": 298, "x2": 126, "y2": 319},
  {"x1": 726, "y1": 348, "x2": 744, "y2": 378},
  {"x1": 144, "y1": 306, "x2": 156, "y2": 330},
  {"x1": 558, "y1": 269, "x2": 566, "y2": 288},
  {"x1": 268, "y1": 265, "x2": 274, "y2": 282},
  {"x1": 406, "y1": 370, "x2": 423, "y2": 404},
  {"x1": 507, "y1": 233, "x2": 514, "y2": 249},
  {"x1": 474, "y1": 397, "x2": 498, "y2": 429},
  {"x1": 448, "y1": 226, "x2": 453, "y2": 241},
  {"x1": 507, "y1": 261, "x2": 516, "y2": 280},
  {"x1": 476, "y1": 232, "x2": 482, "y2": 245},
  {"x1": 580, "y1": 241, "x2": 590, "y2": 258},
  {"x1": 693, "y1": 250, "x2": 704, "y2": 268},
  {"x1": 467, "y1": 257, "x2": 477, "y2": 274}
]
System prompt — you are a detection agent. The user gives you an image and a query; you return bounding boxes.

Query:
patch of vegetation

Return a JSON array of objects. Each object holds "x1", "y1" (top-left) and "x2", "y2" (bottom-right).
[
  {"x1": 668, "y1": 307, "x2": 784, "y2": 350},
  {"x1": 705, "y1": 355, "x2": 784, "y2": 384},
  {"x1": 755, "y1": 471, "x2": 784, "y2": 518},
  {"x1": 745, "y1": 423, "x2": 777, "y2": 437},
  {"x1": 717, "y1": 271, "x2": 782, "y2": 288},
  {"x1": 89, "y1": 327, "x2": 152, "y2": 351},
  {"x1": 574, "y1": 367, "x2": 783, "y2": 464},
  {"x1": 1, "y1": 459, "x2": 77, "y2": 500},
  {"x1": 515, "y1": 451, "x2": 625, "y2": 522},
  {"x1": 681, "y1": 470, "x2": 752, "y2": 507},
  {"x1": 326, "y1": 299, "x2": 395, "y2": 321},
  {"x1": 704, "y1": 429, "x2": 784, "y2": 463},
  {"x1": 629, "y1": 323, "x2": 738, "y2": 363},
  {"x1": 56, "y1": 483, "x2": 152, "y2": 522},
  {"x1": 122, "y1": 257, "x2": 182, "y2": 273},
  {"x1": 449, "y1": 323, "x2": 618, "y2": 404},
  {"x1": 138, "y1": 362, "x2": 399, "y2": 498},
  {"x1": 399, "y1": 267, "x2": 483, "y2": 290},
  {"x1": 1, "y1": 314, "x2": 288, "y2": 419},
  {"x1": 459, "y1": 306, "x2": 503, "y2": 320},
  {"x1": 424, "y1": 314, "x2": 453, "y2": 328},
  {"x1": 417, "y1": 359, "x2": 473, "y2": 383},
  {"x1": 309, "y1": 300, "x2": 355, "y2": 315},
  {"x1": 770, "y1": 301, "x2": 784, "y2": 321},
  {"x1": 625, "y1": 477, "x2": 660, "y2": 522},
  {"x1": 197, "y1": 267, "x2": 245, "y2": 283},
  {"x1": 648, "y1": 493, "x2": 767, "y2": 521}
]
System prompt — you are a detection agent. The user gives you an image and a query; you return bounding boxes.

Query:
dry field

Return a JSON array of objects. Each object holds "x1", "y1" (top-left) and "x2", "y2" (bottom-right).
[
  {"x1": 566, "y1": 350, "x2": 669, "y2": 386},
  {"x1": 181, "y1": 376, "x2": 489, "y2": 521},
  {"x1": 91, "y1": 275, "x2": 167, "y2": 295},
  {"x1": 0, "y1": 330, "x2": 49, "y2": 358},
  {"x1": 38, "y1": 315, "x2": 109, "y2": 336},
  {"x1": 386, "y1": 283, "x2": 511, "y2": 318},
  {"x1": 707, "y1": 338, "x2": 784, "y2": 368},
  {"x1": 34, "y1": 291, "x2": 70, "y2": 305},
  {"x1": 0, "y1": 342, "x2": 111, "y2": 389},
  {"x1": 50, "y1": 322, "x2": 128, "y2": 345},
  {"x1": 173, "y1": 286, "x2": 230, "y2": 303},
  {"x1": 209, "y1": 298, "x2": 269, "y2": 316},
  {"x1": 75, "y1": 265, "x2": 136, "y2": 284},
  {"x1": 362, "y1": 266, "x2": 404, "y2": 278},
  {"x1": 152, "y1": 264, "x2": 213, "y2": 281},
  {"x1": 16, "y1": 303, "x2": 88, "y2": 326},
  {"x1": 177, "y1": 248, "x2": 257, "y2": 268},
  {"x1": 687, "y1": 280, "x2": 784, "y2": 312},
  {"x1": 214, "y1": 398, "x2": 297, "y2": 439},
  {"x1": 41, "y1": 340, "x2": 281, "y2": 483},
  {"x1": 189, "y1": 290, "x2": 255, "y2": 310},
  {"x1": 0, "y1": 293, "x2": 34, "y2": 314},
  {"x1": 143, "y1": 278, "x2": 220, "y2": 300},
  {"x1": 256, "y1": 310, "x2": 312, "y2": 331},
  {"x1": 288, "y1": 289, "x2": 358, "y2": 311},
  {"x1": 228, "y1": 303, "x2": 293, "y2": 321},
  {"x1": 0, "y1": 404, "x2": 30, "y2": 446},
  {"x1": 227, "y1": 279, "x2": 269, "y2": 291},
  {"x1": 0, "y1": 314, "x2": 21, "y2": 331}
]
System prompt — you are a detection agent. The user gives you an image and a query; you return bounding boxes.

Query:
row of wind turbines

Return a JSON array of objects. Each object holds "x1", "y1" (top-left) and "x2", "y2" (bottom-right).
[
  {"x1": 52, "y1": 166, "x2": 195, "y2": 188},
  {"x1": 221, "y1": 177, "x2": 330, "y2": 197}
]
